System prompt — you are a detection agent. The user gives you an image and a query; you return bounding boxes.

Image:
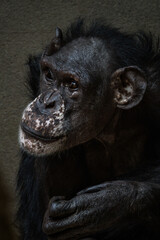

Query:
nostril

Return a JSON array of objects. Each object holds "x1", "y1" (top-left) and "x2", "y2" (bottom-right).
[
  {"x1": 44, "y1": 101, "x2": 55, "y2": 108},
  {"x1": 37, "y1": 90, "x2": 60, "y2": 113},
  {"x1": 39, "y1": 95, "x2": 44, "y2": 104},
  {"x1": 43, "y1": 91, "x2": 57, "y2": 109}
]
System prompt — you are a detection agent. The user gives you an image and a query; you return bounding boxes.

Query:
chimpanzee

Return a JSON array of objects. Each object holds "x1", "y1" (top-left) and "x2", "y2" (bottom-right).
[{"x1": 17, "y1": 19, "x2": 160, "y2": 240}]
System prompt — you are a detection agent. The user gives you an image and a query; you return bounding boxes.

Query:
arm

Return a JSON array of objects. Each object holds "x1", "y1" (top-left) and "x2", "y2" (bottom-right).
[{"x1": 42, "y1": 162, "x2": 160, "y2": 240}]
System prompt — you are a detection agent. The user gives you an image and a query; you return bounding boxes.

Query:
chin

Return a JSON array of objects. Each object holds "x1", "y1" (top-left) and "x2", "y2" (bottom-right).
[{"x1": 19, "y1": 128, "x2": 66, "y2": 156}]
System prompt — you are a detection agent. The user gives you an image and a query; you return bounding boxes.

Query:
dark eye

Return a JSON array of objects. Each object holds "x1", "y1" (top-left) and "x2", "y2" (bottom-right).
[
  {"x1": 65, "y1": 78, "x2": 79, "y2": 90},
  {"x1": 69, "y1": 80, "x2": 78, "y2": 89},
  {"x1": 44, "y1": 68, "x2": 52, "y2": 81}
]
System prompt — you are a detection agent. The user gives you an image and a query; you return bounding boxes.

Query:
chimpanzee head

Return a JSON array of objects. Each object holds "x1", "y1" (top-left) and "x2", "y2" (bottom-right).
[{"x1": 19, "y1": 25, "x2": 147, "y2": 156}]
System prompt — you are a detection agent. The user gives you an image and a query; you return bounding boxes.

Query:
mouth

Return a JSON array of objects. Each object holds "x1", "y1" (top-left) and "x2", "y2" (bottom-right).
[{"x1": 21, "y1": 123, "x2": 63, "y2": 143}]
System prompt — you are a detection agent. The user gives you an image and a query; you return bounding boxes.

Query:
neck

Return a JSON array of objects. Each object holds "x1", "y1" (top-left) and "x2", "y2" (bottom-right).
[{"x1": 94, "y1": 109, "x2": 148, "y2": 178}]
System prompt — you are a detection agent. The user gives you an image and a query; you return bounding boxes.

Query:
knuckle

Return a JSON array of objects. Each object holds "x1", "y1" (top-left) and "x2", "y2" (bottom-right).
[
  {"x1": 42, "y1": 219, "x2": 50, "y2": 234},
  {"x1": 49, "y1": 197, "x2": 66, "y2": 210},
  {"x1": 49, "y1": 196, "x2": 64, "y2": 205}
]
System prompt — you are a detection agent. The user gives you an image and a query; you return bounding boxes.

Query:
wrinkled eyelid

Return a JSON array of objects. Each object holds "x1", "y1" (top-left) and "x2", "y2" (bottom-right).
[
  {"x1": 40, "y1": 59, "x2": 48, "y2": 70},
  {"x1": 62, "y1": 72, "x2": 80, "y2": 83},
  {"x1": 40, "y1": 60, "x2": 80, "y2": 82},
  {"x1": 40, "y1": 59, "x2": 54, "y2": 72}
]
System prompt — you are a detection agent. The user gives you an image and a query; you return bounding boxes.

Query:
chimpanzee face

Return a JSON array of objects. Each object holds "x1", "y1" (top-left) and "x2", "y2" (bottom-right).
[
  {"x1": 19, "y1": 37, "x2": 115, "y2": 156},
  {"x1": 19, "y1": 34, "x2": 147, "y2": 156}
]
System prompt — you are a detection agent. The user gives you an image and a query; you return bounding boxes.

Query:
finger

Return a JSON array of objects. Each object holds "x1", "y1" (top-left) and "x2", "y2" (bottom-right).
[
  {"x1": 49, "y1": 199, "x2": 76, "y2": 218},
  {"x1": 48, "y1": 233, "x2": 96, "y2": 240},
  {"x1": 46, "y1": 223, "x2": 95, "y2": 240},
  {"x1": 49, "y1": 196, "x2": 66, "y2": 202},
  {"x1": 77, "y1": 183, "x2": 108, "y2": 195},
  {"x1": 43, "y1": 195, "x2": 93, "y2": 236},
  {"x1": 43, "y1": 211, "x2": 81, "y2": 235}
]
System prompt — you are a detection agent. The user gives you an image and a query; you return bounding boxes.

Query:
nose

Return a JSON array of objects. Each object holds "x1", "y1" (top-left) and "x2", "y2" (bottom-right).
[
  {"x1": 37, "y1": 90, "x2": 62, "y2": 114},
  {"x1": 43, "y1": 91, "x2": 56, "y2": 108}
]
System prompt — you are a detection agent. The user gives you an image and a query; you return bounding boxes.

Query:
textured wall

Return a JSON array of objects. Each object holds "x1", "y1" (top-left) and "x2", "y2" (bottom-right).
[{"x1": 0, "y1": 0, "x2": 160, "y2": 234}]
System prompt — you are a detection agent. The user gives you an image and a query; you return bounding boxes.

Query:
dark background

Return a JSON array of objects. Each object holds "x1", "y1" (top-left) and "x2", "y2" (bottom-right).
[{"x1": 0, "y1": 0, "x2": 160, "y2": 235}]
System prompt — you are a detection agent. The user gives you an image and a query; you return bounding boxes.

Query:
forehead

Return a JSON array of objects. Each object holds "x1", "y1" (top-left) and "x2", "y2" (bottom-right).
[{"x1": 46, "y1": 37, "x2": 109, "y2": 74}]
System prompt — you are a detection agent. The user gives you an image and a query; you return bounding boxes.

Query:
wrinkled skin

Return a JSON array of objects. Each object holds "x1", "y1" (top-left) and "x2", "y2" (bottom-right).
[
  {"x1": 42, "y1": 181, "x2": 160, "y2": 240},
  {"x1": 20, "y1": 38, "x2": 114, "y2": 156},
  {"x1": 43, "y1": 182, "x2": 135, "y2": 239}
]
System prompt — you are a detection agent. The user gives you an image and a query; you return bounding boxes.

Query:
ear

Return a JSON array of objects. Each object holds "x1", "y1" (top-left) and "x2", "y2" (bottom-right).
[
  {"x1": 43, "y1": 27, "x2": 63, "y2": 56},
  {"x1": 111, "y1": 66, "x2": 147, "y2": 110}
]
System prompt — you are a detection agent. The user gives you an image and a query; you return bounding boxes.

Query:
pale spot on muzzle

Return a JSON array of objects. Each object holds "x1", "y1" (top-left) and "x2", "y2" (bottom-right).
[
  {"x1": 19, "y1": 128, "x2": 66, "y2": 156},
  {"x1": 19, "y1": 94, "x2": 66, "y2": 155}
]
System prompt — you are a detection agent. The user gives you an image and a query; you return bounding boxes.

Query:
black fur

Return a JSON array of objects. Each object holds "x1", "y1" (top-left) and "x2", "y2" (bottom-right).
[
  {"x1": 17, "y1": 19, "x2": 160, "y2": 240},
  {"x1": 17, "y1": 152, "x2": 47, "y2": 240}
]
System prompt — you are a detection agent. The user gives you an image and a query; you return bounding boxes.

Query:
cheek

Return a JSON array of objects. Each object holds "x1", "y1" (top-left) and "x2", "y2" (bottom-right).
[{"x1": 65, "y1": 108, "x2": 100, "y2": 142}]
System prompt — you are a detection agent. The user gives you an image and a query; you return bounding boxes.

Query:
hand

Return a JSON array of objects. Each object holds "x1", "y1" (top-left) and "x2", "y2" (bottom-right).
[{"x1": 42, "y1": 181, "x2": 135, "y2": 240}]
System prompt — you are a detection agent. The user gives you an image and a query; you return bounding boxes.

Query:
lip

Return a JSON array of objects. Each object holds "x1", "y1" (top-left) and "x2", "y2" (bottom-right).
[{"x1": 21, "y1": 123, "x2": 63, "y2": 143}]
